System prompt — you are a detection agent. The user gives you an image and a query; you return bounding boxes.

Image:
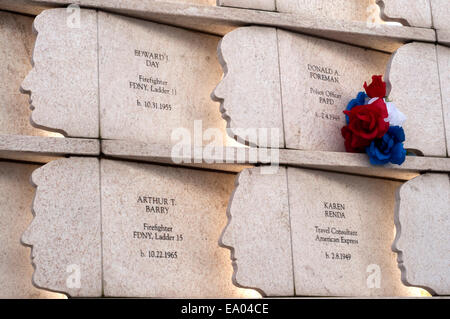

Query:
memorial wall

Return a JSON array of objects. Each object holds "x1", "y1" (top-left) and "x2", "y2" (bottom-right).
[{"x1": 0, "y1": 0, "x2": 448, "y2": 298}]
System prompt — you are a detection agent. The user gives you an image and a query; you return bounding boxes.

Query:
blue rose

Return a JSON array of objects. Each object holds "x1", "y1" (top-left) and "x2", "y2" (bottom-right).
[
  {"x1": 345, "y1": 92, "x2": 367, "y2": 124},
  {"x1": 366, "y1": 126, "x2": 406, "y2": 165}
]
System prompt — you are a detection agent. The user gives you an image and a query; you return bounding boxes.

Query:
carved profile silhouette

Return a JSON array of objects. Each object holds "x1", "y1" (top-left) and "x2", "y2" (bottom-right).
[
  {"x1": 0, "y1": 11, "x2": 58, "y2": 137},
  {"x1": 0, "y1": 161, "x2": 64, "y2": 298},
  {"x1": 212, "y1": 26, "x2": 388, "y2": 151},
  {"x1": 393, "y1": 173, "x2": 450, "y2": 295},
  {"x1": 21, "y1": 158, "x2": 102, "y2": 297},
  {"x1": 20, "y1": 8, "x2": 99, "y2": 138},
  {"x1": 220, "y1": 166, "x2": 429, "y2": 296},
  {"x1": 377, "y1": 0, "x2": 432, "y2": 28},
  {"x1": 20, "y1": 157, "x2": 258, "y2": 298},
  {"x1": 212, "y1": 26, "x2": 446, "y2": 156},
  {"x1": 220, "y1": 167, "x2": 294, "y2": 296},
  {"x1": 385, "y1": 42, "x2": 446, "y2": 157},
  {"x1": 212, "y1": 26, "x2": 285, "y2": 148},
  {"x1": 20, "y1": 8, "x2": 230, "y2": 146}
]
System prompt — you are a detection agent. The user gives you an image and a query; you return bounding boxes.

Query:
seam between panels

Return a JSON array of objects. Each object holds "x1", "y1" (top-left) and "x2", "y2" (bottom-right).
[
  {"x1": 96, "y1": 10, "x2": 104, "y2": 297},
  {"x1": 428, "y1": 0, "x2": 435, "y2": 30},
  {"x1": 275, "y1": 28, "x2": 287, "y2": 149},
  {"x1": 284, "y1": 167, "x2": 296, "y2": 296},
  {"x1": 96, "y1": 9, "x2": 102, "y2": 140},
  {"x1": 434, "y1": 45, "x2": 448, "y2": 157},
  {"x1": 98, "y1": 158, "x2": 104, "y2": 297}
]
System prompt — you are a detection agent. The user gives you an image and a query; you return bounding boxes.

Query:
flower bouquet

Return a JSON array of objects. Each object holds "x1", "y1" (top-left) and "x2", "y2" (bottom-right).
[{"x1": 341, "y1": 75, "x2": 407, "y2": 165}]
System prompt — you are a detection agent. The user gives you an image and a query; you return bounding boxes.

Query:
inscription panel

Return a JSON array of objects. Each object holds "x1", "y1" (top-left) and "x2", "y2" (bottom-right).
[
  {"x1": 287, "y1": 168, "x2": 424, "y2": 296},
  {"x1": 98, "y1": 12, "x2": 230, "y2": 146},
  {"x1": 101, "y1": 159, "x2": 257, "y2": 297},
  {"x1": 278, "y1": 30, "x2": 390, "y2": 151}
]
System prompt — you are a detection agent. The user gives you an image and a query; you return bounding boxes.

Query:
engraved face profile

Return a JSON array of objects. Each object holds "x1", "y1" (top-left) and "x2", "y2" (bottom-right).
[
  {"x1": 213, "y1": 26, "x2": 446, "y2": 156},
  {"x1": 392, "y1": 173, "x2": 450, "y2": 295},
  {"x1": 221, "y1": 166, "x2": 434, "y2": 297},
  {"x1": 19, "y1": 158, "x2": 256, "y2": 298},
  {"x1": 20, "y1": 162, "x2": 66, "y2": 292},
  {"x1": 211, "y1": 26, "x2": 284, "y2": 148},
  {"x1": 20, "y1": 158, "x2": 102, "y2": 297},
  {"x1": 219, "y1": 167, "x2": 294, "y2": 296},
  {"x1": 20, "y1": 8, "x2": 99, "y2": 138}
]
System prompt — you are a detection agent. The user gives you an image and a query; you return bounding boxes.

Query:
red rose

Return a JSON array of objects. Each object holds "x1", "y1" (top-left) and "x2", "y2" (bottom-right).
[
  {"x1": 364, "y1": 75, "x2": 386, "y2": 98},
  {"x1": 341, "y1": 98, "x2": 389, "y2": 152}
]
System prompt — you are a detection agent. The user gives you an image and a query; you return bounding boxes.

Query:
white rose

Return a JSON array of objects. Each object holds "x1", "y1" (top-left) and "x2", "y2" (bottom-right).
[{"x1": 368, "y1": 97, "x2": 406, "y2": 127}]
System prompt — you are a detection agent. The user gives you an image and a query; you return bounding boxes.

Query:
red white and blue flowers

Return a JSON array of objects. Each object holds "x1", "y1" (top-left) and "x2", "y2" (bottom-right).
[{"x1": 341, "y1": 75, "x2": 407, "y2": 165}]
